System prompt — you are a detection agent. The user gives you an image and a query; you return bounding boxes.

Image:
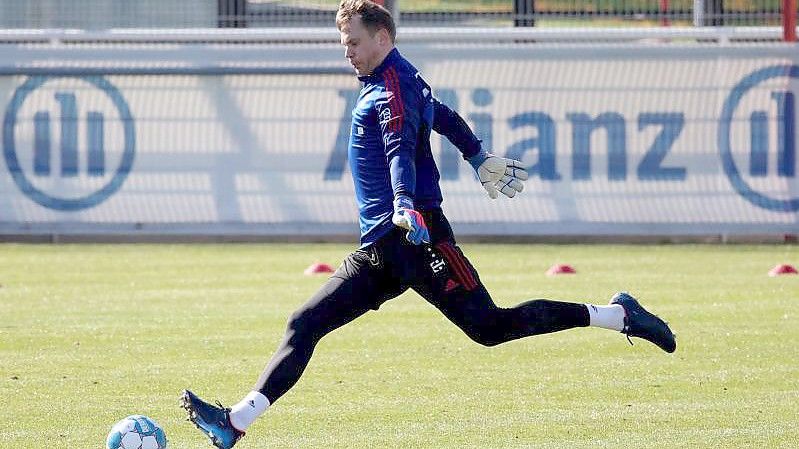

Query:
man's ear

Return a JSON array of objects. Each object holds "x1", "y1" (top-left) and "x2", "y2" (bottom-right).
[{"x1": 377, "y1": 28, "x2": 389, "y2": 46}]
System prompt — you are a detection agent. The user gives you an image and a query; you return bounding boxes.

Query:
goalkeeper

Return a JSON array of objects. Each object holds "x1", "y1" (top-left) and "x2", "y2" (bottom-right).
[{"x1": 182, "y1": 1, "x2": 676, "y2": 447}]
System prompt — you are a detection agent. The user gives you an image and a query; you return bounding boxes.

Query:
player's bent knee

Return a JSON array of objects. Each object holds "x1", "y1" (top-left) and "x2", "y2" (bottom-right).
[
  {"x1": 462, "y1": 325, "x2": 505, "y2": 347},
  {"x1": 454, "y1": 306, "x2": 508, "y2": 347},
  {"x1": 285, "y1": 309, "x2": 323, "y2": 344}
]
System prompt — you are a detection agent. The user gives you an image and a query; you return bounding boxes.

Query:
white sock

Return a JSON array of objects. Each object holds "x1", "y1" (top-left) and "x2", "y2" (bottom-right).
[
  {"x1": 229, "y1": 391, "x2": 270, "y2": 432},
  {"x1": 585, "y1": 304, "x2": 626, "y2": 332}
]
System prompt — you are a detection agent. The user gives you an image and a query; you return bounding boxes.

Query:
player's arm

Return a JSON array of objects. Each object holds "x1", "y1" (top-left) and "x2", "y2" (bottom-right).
[
  {"x1": 432, "y1": 98, "x2": 528, "y2": 199},
  {"x1": 431, "y1": 98, "x2": 482, "y2": 159},
  {"x1": 376, "y1": 78, "x2": 429, "y2": 245}
]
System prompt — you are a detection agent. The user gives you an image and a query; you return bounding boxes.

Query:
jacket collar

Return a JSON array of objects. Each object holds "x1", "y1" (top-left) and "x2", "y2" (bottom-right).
[{"x1": 358, "y1": 47, "x2": 401, "y2": 83}]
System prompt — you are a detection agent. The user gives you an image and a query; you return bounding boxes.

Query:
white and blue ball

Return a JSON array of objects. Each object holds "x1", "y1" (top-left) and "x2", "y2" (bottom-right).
[{"x1": 106, "y1": 415, "x2": 167, "y2": 449}]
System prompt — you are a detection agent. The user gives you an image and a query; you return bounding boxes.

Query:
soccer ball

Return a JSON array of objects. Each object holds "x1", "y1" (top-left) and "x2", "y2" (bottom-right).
[{"x1": 106, "y1": 415, "x2": 168, "y2": 449}]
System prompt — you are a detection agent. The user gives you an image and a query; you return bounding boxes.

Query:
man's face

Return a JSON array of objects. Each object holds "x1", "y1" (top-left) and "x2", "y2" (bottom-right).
[{"x1": 339, "y1": 15, "x2": 384, "y2": 76}]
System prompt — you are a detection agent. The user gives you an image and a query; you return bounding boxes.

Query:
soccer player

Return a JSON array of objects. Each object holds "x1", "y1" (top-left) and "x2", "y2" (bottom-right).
[{"x1": 182, "y1": 2, "x2": 676, "y2": 447}]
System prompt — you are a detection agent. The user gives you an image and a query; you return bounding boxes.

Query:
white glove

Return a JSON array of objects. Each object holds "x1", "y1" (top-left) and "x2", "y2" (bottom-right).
[{"x1": 468, "y1": 151, "x2": 529, "y2": 199}]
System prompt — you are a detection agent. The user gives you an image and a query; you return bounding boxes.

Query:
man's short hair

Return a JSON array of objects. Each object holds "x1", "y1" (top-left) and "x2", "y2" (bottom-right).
[{"x1": 336, "y1": 0, "x2": 396, "y2": 43}]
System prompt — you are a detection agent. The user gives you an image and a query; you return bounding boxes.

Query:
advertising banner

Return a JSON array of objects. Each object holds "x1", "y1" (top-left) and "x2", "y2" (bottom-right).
[{"x1": 1, "y1": 44, "x2": 797, "y2": 236}]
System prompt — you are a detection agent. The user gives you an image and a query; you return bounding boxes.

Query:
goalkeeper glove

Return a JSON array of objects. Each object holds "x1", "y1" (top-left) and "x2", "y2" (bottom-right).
[
  {"x1": 392, "y1": 196, "x2": 430, "y2": 245},
  {"x1": 467, "y1": 150, "x2": 529, "y2": 199}
]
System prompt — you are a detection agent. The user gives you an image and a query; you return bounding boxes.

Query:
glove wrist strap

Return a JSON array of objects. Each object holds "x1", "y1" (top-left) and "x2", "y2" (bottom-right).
[
  {"x1": 467, "y1": 149, "x2": 490, "y2": 171},
  {"x1": 393, "y1": 194, "x2": 414, "y2": 213}
]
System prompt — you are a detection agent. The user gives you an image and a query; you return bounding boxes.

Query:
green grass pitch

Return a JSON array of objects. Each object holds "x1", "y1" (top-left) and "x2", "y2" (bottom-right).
[{"x1": 1, "y1": 243, "x2": 797, "y2": 448}]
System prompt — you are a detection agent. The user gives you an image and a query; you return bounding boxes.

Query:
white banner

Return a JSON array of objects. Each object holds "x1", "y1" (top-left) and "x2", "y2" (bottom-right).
[{"x1": 0, "y1": 44, "x2": 797, "y2": 236}]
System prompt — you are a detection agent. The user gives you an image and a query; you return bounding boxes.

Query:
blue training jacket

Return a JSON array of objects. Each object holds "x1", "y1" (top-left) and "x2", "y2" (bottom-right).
[{"x1": 349, "y1": 48, "x2": 482, "y2": 246}]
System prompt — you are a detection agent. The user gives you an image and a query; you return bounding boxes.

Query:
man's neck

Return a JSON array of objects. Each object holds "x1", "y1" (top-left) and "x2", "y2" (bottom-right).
[{"x1": 369, "y1": 46, "x2": 395, "y2": 75}]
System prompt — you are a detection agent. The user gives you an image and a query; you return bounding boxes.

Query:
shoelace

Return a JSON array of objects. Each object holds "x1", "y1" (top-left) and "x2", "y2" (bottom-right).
[
  {"x1": 622, "y1": 324, "x2": 634, "y2": 346},
  {"x1": 625, "y1": 333, "x2": 634, "y2": 346},
  {"x1": 214, "y1": 401, "x2": 232, "y2": 426}
]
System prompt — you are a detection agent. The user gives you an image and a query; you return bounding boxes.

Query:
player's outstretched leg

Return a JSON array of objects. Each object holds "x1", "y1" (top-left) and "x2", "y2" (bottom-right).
[
  {"x1": 181, "y1": 390, "x2": 244, "y2": 449},
  {"x1": 611, "y1": 292, "x2": 676, "y2": 353},
  {"x1": 181, "y1": 246, "x2": 403, "y2": 446}
]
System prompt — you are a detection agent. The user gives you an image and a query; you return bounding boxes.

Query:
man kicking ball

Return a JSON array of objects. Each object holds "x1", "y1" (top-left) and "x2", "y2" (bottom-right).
[{"x1": 182, "y1": 2, "x2": 676, "y2": 447}]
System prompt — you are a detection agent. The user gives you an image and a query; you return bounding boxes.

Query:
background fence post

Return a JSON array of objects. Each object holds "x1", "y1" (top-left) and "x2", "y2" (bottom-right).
[
  {"x1": 217, "y1": 0, "x2": 247, "y2": 28},
  {"x1": 784, "y1": 0, "x2": 797, "y2": 42},
  {"x1": 703, "y1": 0, "x2": 724, "y2": 26},
  {"x1": 514, "y1": 0, "x2": 536, "y2": 27}
]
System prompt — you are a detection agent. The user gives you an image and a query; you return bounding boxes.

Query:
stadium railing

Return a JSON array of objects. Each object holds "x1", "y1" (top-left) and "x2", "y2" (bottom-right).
[
  {"x1": 0, "y1": 26, "x2": 791, "y2": 46},
  {"x1": 0, "y1": 0, "x2": 794, "y2": 29}
]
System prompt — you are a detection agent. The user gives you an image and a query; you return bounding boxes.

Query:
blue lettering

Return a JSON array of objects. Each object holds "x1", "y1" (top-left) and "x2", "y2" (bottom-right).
[
  {"x1": 637, "y1": 112, "x2": 686, "y2": 181},
  {"x1": 506, "y1": 111, "x2": 560, "y2": 180},
  {"x1": 718, "y1": 64, "x2": 799, "y2": 212},
  {"x1": 322, "y1": 88, "x2": 703, "y2": 186},
  {"x1": 435, "y1": 89, "x2": 460, "y2": 180},
  {"x1": 324, "y1": 89, "x2": 359, "y2": 180},
  {"x1": 468, "y1": 88, "x2": 493, "y2": 159},
  {"x1": 771, "y1": 91, "x2": 796, "y2": 177},
  {"x1": 749, "y1": 110, "x2": 769, "y2": 177},
  {"x1": 567, "y1": 112, "x2": 627, "y2": 180},
  {"x1": 33, "y1": 111, "x2": 50, "y2": 176},
  {"x1": 55, "y1": 92, "x2": 78, "y2": 177},
  {"x1": 87, "y1": 111, "x2": 105, "y2": 176}
]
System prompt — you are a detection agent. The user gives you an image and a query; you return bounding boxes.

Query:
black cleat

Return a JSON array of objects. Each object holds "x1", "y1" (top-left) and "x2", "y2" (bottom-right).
[
  {"x1": 181, "y1": 390, "x2": 244, "y2": 449},
  {"x1": 611, "y1": 292, "x2": 676, "y2": 353}
]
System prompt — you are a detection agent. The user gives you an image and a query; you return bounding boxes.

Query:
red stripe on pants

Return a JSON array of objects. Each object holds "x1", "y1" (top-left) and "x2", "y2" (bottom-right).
[{"x1": 436, "y1": 242, "x2": 477, "y2": 290}]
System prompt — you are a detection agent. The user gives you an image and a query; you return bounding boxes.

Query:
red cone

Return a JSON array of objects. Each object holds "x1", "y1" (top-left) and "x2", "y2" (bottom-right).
[
  {"x1": 546, "y1": 264, "x2": 576, "y2": 276},
  {"x1": 304, "y1": 262, "x2": 335, "y2": 275},
  {"x1": 768, "y1": 264, "x2": 798, "y2": 276}
]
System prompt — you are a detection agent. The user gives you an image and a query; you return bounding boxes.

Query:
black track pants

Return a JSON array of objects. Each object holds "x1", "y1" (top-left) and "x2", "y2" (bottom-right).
[{"x1": 254, "y1": 211, "x2": 589, "y2": 403}]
